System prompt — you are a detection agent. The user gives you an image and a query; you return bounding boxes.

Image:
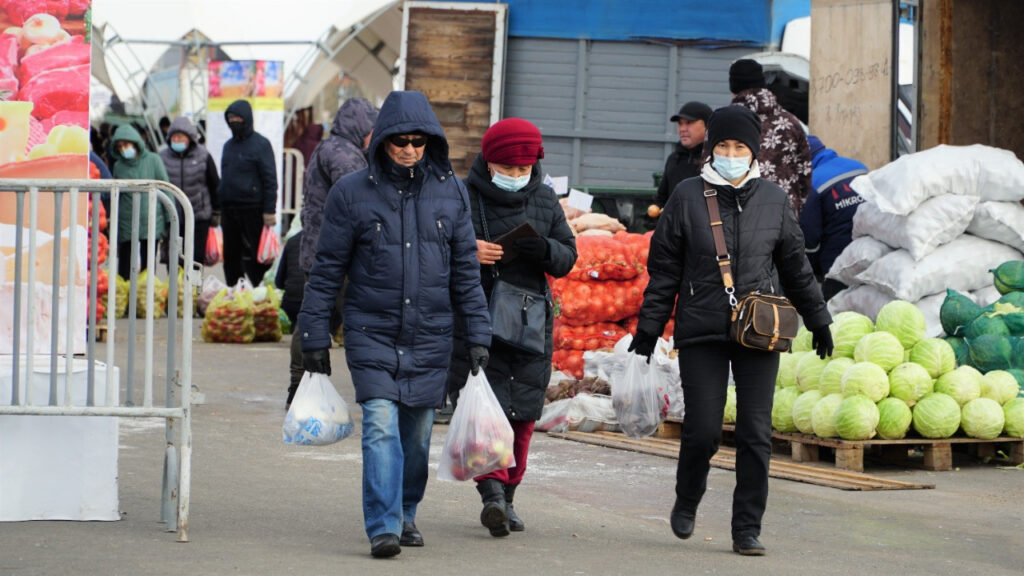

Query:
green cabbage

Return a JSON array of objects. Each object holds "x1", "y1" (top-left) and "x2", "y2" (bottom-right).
[
  {"x1": 979, "y1": 370, "x2": 1018, "y2": 405},
  {"x1": 960, "y1": 397, "x2": 1005, "y2": 439},
  {"x1": 830, "y1": 311, "x2": 875, "y2": 358},
  {"x1": 908, "y1": 338, "x2": 956, "y2": 379},
  {"x1": 934, "y1": 365, "x2": 982, "y2": 406},
  {"x1": 945, "y1": 336, "x2": 970, "y2": 366},
  {"x1": 967, "y1": 334, "x2": 1013, "y2": 372},
  {"x1": 876, "y1": 397, "x2": 913, "y2": 439},
  {"x1": 834, "y1": 395, "x2": 879, "y2": 440},
  {"x1": 819, "y1": 357, "x2": 855, "y2": 396},
  {"x1": 853, "y1": 331, "x2": 905, "y2": 372},
  {"x1": 792, "y1": 390, "x2": 823, "y2": 435},
  {"x1": 940, "y1": 289, "x2": 981, "y2": 337},
  {"x1": 771, "y1": 387, "x2": 801, "y2": 432},
  {"x1": 912, "y1": 393, "x2": 962, "y2": 439},
  {"x1": 998, "y1": 291, "x2": 1024, "y2": 309},
  {"x1": 776, "y1": 352, "x2": 803, "y2": 388},
  {"x1": 888, "y1": 362, "x2": 934, "y2": 407},
  {"x1": 875, "y1": 300, "x2": 927, "y2": 349},
  {"x1": 792, "y1": 326, "x2": 813, "y2": 353},
  {"x1": 1006, "y1": 368, "x2": 1024, "y2": 391},
  {"x1": 1003, "y1": 398, "x2": 1024, "y2": 438},
  {"x1": 795, "y1": 352, "x2": 829, "y2": 392},
  {"x1": 965, "y1": 315, "x2": 1009, "y2": 339},
  {"x1": 811, "y1": 393, "x2": 844, "y2": 438},
  {"x1": 991, "y1": 261, "x2": 1024, "y2": 294},
  {"x1": 841, "y1": 362, "x2": 890, "y2": 403},
  {"x1": 723, "y1": 385, "x2": 737, "y2": 424}
]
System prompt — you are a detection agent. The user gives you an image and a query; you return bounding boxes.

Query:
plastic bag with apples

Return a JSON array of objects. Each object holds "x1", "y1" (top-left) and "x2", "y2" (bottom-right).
[
  {"x1": 613, "y1": 352, "x2": 669, "y2": 438},
  {"x1": 282, "y1": 371, "x2": 353, "y2": 446},
  {"x1": 437, "y1": 371, "x2": 516, "y2": 481}
]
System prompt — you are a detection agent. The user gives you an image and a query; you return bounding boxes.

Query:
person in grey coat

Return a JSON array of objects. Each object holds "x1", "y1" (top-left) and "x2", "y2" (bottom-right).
[
  {"x1": 297, "y1": 91, "x2": 492, "y2": 559},
  {"x1": 159, "y1": 116, "x2": 220, "y2": 267}
]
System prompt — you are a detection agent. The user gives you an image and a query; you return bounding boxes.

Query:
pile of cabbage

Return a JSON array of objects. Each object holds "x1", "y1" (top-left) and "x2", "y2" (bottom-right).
[{"x1": 732, "y1": 299, "x2": 1024, "y2": 442}]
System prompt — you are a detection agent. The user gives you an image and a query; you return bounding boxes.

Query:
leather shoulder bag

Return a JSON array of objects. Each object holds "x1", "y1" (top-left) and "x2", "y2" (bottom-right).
[
  {"x1": 703, "y1": 182, "x2": 799, "y2": 353},
  {"x1": 477, "y1": 194, "x2": 548, "y2": 355}
]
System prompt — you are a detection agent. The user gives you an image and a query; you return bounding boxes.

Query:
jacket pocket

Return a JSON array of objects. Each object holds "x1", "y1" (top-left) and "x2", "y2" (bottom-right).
[
  {"x1": 368, "y1": 221, "x2": 383, "y2": 275},
  {"x1": 435, "y1": 218, "x2": 450, "y2": 267}
]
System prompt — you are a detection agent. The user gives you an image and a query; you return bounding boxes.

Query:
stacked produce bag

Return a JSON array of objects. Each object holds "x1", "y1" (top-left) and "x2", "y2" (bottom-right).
[
  {"x1": 827, "y1": 145, "x2": 1024, "y2": 334},
  {"x1": 201, "y1": 280, "x2": 256, "y2": 343}
]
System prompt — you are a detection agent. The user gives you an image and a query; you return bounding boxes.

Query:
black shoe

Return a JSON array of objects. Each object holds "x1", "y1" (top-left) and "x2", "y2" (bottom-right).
[
  {"x1": 732, "y1": 535, "x2": 766, "y2": 556},
  {"x1": 370, "y1": 533, "x2": 401, "y2": 558},
  {"x1": 434, "y1": 405, "x2": 454, "y2": 425},
  {"x1": 477, "y1": 479, "x2": 509, "y2": 537},
  {"x1": 504, "y1": 483, "x2": 524, "y2": 532},
  {"x1": 670, "y1": 502, "x2": 695, "y2": 540},
  {"x1": 400, "y1": 522, "x2": 423, "y2": 547}
]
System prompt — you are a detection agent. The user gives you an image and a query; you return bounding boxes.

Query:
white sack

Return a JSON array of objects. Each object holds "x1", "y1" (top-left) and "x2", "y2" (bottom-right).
[
  {"x1": 916, "y1": 292, "x2": 946, "y2": 339},
  {"x1": 827, "y1": 284, "x2": 893, "y2": 320},
  {"x1": 972, "y1": 285, "x2": 1003, "y2": 307},
  {"x1": 966, "y1": 201, "x2": 1024, "y2": 253},
  {"x1": 826, "y1": 236, "x2": 893, "y2": 286},
  {"x1": 849, "y1": 144, "x2": 1024, "y2": 215},
  {"x1": 852, "y1": 194, "x2": 978, "y2": 260},
  {"x1": 856, "y1": 234, "x2": 1023, "y2": 302}
]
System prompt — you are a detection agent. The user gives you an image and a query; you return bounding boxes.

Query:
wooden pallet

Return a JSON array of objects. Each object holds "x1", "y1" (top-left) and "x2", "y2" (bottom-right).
[
  {"x1": 548, "y1": 430, "x2": 935, "y2": 491},
  {"x1": 771, "y1": 430, "x2": 1024, "y2": 473}
]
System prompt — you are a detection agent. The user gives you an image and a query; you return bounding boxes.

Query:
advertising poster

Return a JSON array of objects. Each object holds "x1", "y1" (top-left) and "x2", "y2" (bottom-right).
[
  {"x1": 0, "y1": 0, "x2": 93, "y2": 355},
  {"x1": 206, "y1": 60, "x2": 285, "y2": 221}
]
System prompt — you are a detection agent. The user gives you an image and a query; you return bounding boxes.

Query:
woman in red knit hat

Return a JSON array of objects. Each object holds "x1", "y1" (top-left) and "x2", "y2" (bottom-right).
[{"x1": 445, "y1": 117, "x2": 578, "y2": 537}]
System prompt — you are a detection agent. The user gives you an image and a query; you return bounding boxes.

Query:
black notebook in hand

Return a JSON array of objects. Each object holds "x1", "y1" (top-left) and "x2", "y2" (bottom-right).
[{"x1": 493, "y1": 221, "x2": 540, "y2": 263}]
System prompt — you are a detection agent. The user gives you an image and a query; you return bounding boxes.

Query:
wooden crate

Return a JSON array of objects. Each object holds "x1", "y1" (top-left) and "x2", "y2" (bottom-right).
[{"x1": 772, "y1": 431, "x2": 1024, "y2": 473}]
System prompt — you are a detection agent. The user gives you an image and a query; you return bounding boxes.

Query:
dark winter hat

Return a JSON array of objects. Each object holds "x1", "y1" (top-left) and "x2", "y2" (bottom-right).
[
  {"x1": 706, "y1": 105, "x2": 762, "y2": 157},
  {"x1": 670, "y1": 101, "x2": 713, "y2": 123},
  {"x1": 729, "y1": 59, "x2": 765, "y2": 94},
  {"x1": 807, "y1": 135, "x2": 826, "y2": 159},
  {"x1": 481, "y1": 117, "x2": 545, "y2": 166}
]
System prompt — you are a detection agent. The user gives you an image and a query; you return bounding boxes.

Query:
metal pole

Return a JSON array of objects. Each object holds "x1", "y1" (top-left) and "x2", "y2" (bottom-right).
[
  {"x1": 49, "y1": 191, "x2": 63, "y2": 405},
  {"x1": 11, "y1": 192, "x2": 24, "y2": 404},
  {"x1": 65, "y1": 187, "x2": 79, "y2": 406}
]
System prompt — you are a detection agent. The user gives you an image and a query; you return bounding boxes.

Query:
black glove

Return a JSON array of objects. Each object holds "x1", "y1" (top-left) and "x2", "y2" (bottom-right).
[
  {"x1": 209, "y1": 211, "x2": 220, "y2": 228},
  {"x1": 469, "y1": 346, "x2": 489, "y2": 375},
  {"x1": 514, "y1": 237, "x2": 549, "y2": 261},
  {"x1": 303, "y1": 348, "x2": 332, "y2": 375},
  {"x1": 627, "y1": 329, "x2": 658, "y2": 360},
  {"x1": 811, "y1": 325, "x2": 834, "y2": 360}
]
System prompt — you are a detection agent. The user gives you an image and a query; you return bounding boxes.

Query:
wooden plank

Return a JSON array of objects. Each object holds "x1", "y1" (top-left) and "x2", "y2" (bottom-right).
[
  {"x1": 835, "y1": 444, "x2": 864, "y2": 473},
  {"x1": 791, "y1": 441, "x2": 820, "y2": 463},
  {"x1": 922, "y1": 443, "x2": 953, "y2": 471}
]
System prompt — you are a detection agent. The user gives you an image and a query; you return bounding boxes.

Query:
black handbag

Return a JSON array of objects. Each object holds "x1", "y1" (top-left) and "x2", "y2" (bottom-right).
[
  {"x1": 703, "y1": 183, "x2": 799, "y2": 353},
  {"x1": 477, "y1": 195, "x2": 548, "y2": 355}
]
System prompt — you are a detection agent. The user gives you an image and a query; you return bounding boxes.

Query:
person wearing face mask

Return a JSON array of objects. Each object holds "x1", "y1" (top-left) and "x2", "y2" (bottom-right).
[
  {"x1": 298, "y1": 91, "x2": 492, "y2": 559},
  {"x1": 159, "y1": 116, "x2": 221, "y2": 268},
  {"x1": 446, "y1": 117, "x2": 577, "y2": 538},
  {"x1": 218, "y1": 99, "x2": 278, "y2": 286},
  {"x1": 630, "y1": 105, "x2": 832, "y2": 557},
  {"x1": 111, "y1": 123, "x2": 171, "y2": 279}
]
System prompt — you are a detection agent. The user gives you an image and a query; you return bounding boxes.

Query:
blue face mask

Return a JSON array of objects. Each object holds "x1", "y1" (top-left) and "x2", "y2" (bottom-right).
[
  {"x1": 121, "y1": 146, "x2": 137, "y2": 160},
  {"x1": 170, "y1": 141, "x2": 187, "y2": 153},
  {"x1": 491, "y1": 171, "x2": 531, "y2": 192},
  {"x1": 712, "y1": 154, "x2": 752, "y2": 181}
]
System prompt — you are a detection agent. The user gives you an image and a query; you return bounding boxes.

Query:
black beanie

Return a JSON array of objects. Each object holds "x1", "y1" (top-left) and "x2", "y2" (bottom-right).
[
  {"x1": 706, "y1": 105, "x2": 762, "y2": 157},
  {"x1": 729, "y1": 58, "x2": 765, "y2": 94}
]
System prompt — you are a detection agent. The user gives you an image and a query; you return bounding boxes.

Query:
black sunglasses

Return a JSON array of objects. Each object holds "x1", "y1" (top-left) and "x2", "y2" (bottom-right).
[{"x1": 389, "y1": 135, "x2": 427, "y2": 148}]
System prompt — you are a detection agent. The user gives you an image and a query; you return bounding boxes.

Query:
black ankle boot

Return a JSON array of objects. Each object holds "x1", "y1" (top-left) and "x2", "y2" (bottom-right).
[
  {"x1": 670, "y1": 500, "x2": 695, "y2": 539},
  {"x1": 503, "y1": 483, "x2": 524, "y2": 532},
  {"x1": 475, "y1": 479, "x2": 509, "y2": 537}
]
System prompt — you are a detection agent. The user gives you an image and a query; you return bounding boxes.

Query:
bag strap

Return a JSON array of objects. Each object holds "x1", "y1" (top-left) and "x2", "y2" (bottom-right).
[
  {"x1": 476, "y1": 193, "x2": 499, "y2": 279},
  {"x1": 702, "y1": 181, "x2": 738, "y2": 308}
]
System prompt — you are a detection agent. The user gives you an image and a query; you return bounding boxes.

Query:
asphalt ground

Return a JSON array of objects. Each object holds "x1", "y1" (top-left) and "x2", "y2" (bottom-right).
[{"x1": 1, "y1": 316, "x2": 1023, "y2": 576}]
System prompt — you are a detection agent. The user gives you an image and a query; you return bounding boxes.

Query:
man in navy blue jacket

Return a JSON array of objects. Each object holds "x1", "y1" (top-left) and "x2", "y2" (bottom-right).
[{"x1": 799, "y1": 135, "x2": 869, "y2": 300}]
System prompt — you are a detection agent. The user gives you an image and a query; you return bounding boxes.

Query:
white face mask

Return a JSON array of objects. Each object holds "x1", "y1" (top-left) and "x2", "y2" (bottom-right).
[
  {"x1": 491, "y1": 171, "x2": 531, "y2": 192},
  {"x1": 712, "y1": 154, "x2": 752, "y2": 181}
]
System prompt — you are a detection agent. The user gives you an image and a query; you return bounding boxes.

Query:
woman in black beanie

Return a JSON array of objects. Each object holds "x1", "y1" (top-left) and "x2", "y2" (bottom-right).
[{"x1": 628, "y1": 105, "x2": 833, "y2": 556}]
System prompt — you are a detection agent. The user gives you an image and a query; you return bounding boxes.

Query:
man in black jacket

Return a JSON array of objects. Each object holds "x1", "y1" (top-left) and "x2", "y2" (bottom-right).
[
  {"x1": 218, "y1": 99, "x2": 278, "y2": 286},
  {"x1": 653, "y1": 101, "x2": 712, "y2": 209}
]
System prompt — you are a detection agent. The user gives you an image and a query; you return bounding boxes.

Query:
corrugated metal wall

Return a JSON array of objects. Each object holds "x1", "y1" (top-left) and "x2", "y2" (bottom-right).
[{"x1": 503, "y1": 38, "x2": 753, "y2": 188}]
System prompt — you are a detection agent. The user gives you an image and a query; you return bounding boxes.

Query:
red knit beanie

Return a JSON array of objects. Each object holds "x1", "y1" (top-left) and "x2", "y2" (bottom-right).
[{"x1": 480, "y1": 118, "x2": 545, "y2": 166}]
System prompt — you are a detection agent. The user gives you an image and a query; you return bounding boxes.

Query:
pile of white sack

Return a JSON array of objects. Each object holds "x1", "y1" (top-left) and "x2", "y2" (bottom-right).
[{"x1": 827, "y1": 144, "x2": 1024, "y2": 335}]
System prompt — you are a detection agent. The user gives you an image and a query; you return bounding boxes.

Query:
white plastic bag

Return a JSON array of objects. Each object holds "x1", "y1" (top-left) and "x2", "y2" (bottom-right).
[
  {"x1": 826, "y1": 236, "x2": 893, "y2": 286},
  {"x1": 613, "y1": 353, "x2": 668, "y2": 438},
  {"x1": 437, "y1": 371, "x2": 515, "y2": 481},
  {"x1": 537, "y1": 393, "x2": 619, "y2": 433},
  {"x1": 852, "y1": 194, "x2": 978, "y2": 261},
  {"x1": 282, "y1": 372, "x2": 354, "y2": 446}
]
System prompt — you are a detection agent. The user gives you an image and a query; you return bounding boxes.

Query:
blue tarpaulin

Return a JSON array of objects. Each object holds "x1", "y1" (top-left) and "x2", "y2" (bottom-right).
[{"x1": 446, "y1": 0, "x2": 808, "y2": 46}]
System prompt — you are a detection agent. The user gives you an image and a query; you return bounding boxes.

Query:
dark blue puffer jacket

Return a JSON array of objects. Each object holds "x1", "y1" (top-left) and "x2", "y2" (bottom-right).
[
  {"x1": 218, "y1": 99, "x2": 278, "y2": 213},
  {"x1": 298, "y1": 91, "x2": 492, "y2": 407},
  {"x1": 799, "y1": 143, "x2": 869, "y2": 277}
]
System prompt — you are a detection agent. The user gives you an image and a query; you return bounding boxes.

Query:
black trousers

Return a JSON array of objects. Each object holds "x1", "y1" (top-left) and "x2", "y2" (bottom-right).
[
  {"x1": 221, "y1": 207, "x2": 270, "y2": 287},
  {"x1": 675, "y1": 341, "x2": 779, "y2": 540},
  {"x1": 117, "y1": 240, "x2": 151, "y2": 279}
]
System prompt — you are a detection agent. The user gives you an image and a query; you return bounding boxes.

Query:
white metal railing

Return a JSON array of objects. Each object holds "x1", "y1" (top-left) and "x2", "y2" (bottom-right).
[
  {"x1": 0, "y1": 179, "x2": 197, "y2": 541},
  {"x1": 282, "y1": 147, "x2": 304, "y2": 230}
]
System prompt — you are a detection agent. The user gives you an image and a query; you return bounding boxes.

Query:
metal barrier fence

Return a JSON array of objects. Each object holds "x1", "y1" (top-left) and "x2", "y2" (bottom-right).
[{"x1": 0, "y1": 179, "x2": 197, "y2": 542}]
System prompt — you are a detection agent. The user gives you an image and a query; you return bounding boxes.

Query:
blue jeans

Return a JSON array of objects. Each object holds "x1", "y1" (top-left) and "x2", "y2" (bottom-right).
[{"x1": 359, "y1": 398, "x2": 434, "y2": 540}]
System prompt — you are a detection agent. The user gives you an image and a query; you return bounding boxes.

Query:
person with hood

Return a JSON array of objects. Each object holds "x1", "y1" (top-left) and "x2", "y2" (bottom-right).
[
  {"x1": 159, "y1": 116, "x2": 221, "y2": 267},
  {"x1": 729, "y1": 59, "x2": 812, "y2": 216},
  {"x1": 111, "y1": 124, "x2": 171, "y2": 279},
  {"x1": 630, "y1": 105, "x2": 832, "y2": 556},
  {"x1": 799, "y1": 136, "x2": 869, "y2": 300},
  {"x1": 218, "y1": 99, "x2": 278, "y2": 286},
  {"x1": 297, "y1": 91, "x2": 492, "y2": 559},
  {"x1": 446, "y1": 118, "x2": 577, "y2": 538},
  {"x1": 283, "y1": 98, "x2": 378, "y2": 408}
]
